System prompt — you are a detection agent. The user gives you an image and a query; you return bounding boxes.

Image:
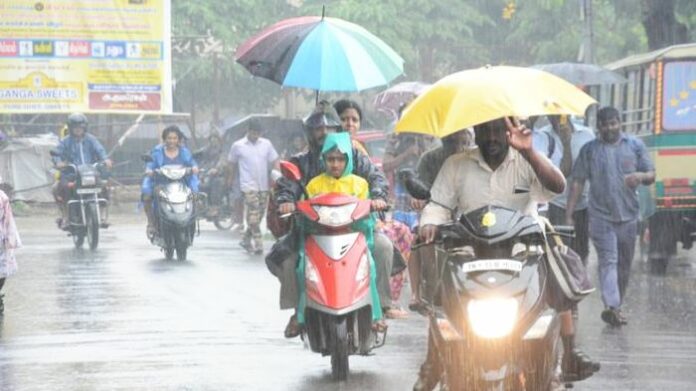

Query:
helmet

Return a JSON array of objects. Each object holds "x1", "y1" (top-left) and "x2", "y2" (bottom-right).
[
  {"x1": 303, "y1": 104, "x2": 341, "y2": 130},
  {"x1": 67, "y1": 113, "x2": 88, "y2": 131}
]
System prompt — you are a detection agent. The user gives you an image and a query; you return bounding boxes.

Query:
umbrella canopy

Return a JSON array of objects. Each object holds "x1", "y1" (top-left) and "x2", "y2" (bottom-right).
[
  {"x1": 235, "y1": 15, "x2": 404, "y2": 92},
  {"x1": 373, "y1": 81, "x2": 431, "y2": 117},
  {"x1": 395, "y1": 66, "x2": 596, "y2": 138},
  {"x1": 531, "y1": 62, "x2": 627, "y2": 85}
]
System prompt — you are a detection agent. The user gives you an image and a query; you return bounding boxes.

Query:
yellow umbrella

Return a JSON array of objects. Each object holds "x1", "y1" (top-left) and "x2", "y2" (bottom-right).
[{"x1": 395, "y1": 65, "x2": 596, "y2": 138}]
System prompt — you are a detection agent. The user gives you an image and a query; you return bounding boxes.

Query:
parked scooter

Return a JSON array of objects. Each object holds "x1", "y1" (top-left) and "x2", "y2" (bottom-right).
[
  {"x1": 279, "y1": 161, "x2": 386, "y2": 381},
  {"x1": 405, "y1": 176, "x2": 596, "y2": 390},
  {"x1": 51, "y1": 150, "x2": 109, "y2": 250},
  {"x1": 141, "y1": 155, "x2": 199, "y2": 261}
]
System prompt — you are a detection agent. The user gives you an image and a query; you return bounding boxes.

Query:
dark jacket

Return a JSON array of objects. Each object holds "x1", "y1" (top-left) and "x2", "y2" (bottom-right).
[{"x1": 275, "y1": 147, "x2": 389, "y2": 204}]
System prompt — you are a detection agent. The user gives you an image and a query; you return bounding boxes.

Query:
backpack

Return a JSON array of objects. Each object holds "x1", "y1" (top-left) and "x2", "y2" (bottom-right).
[{"x1": 545, "y1": 225, "x2": 595, "y2": 312}]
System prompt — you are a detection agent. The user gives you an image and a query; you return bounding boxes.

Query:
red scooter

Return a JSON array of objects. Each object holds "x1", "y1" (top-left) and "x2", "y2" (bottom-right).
[{"x1": 280, "y1": 161, "x2": 386, "y2": 381}]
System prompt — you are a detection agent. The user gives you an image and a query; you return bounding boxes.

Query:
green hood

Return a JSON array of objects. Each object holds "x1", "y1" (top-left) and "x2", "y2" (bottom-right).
[{"x1": 321, "y1": 132, "x2": 353, "y2": 177}]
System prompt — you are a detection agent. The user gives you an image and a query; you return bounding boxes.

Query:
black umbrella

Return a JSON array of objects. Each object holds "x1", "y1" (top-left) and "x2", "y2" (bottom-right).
[{"x1": 531, "y1": 62, "x2": 627, "y2": 85}]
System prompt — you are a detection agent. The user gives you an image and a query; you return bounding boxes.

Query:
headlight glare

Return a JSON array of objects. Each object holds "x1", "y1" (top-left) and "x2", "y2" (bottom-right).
[{"x1": 467, "y1": 298, "x2": 518, "y2": 339}]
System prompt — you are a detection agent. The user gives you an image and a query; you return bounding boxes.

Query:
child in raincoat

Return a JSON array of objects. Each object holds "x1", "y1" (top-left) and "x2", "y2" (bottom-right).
[
  {"x1": 306, "y1": 132, "x2": 369, "y2": 199},
  {"x1": 297, "y1": 132, "x2": 385, "y2": 330}
]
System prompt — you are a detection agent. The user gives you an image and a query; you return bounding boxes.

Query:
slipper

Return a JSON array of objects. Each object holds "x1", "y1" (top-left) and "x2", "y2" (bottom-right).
[
  {"x1": 385, "y1": 307, "x2": 409, "y2": 319},
  {"x1": 284, "y1": 314, "x2": 303, "y2": 338}
]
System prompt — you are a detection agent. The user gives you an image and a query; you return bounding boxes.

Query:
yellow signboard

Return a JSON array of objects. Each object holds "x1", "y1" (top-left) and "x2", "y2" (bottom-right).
[{"x1": 0, "y1": 0, "x2": 172, "y2": 113}]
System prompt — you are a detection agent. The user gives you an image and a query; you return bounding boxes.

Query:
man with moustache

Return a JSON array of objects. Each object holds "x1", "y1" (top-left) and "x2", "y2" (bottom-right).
[{"x1": 413, "y1": 117, "x2": 597, "y2": 390}]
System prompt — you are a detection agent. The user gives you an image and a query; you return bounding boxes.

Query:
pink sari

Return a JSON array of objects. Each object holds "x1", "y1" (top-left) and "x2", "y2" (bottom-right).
[
  {"x1": 0, "y1": 190, "x2": 21, "y2": 277},
  {"x1": 376, "y1": 219, "x2": 413, "y2": 303}
]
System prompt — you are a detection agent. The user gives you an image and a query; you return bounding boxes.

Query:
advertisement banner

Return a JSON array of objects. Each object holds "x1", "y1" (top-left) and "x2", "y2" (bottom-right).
[{"x1": 0, "y1": 0, "x2": 172, "y2": 114}]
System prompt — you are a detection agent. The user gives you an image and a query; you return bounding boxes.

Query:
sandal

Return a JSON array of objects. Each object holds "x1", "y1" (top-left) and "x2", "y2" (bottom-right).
[
  {"x1": 371, "y1": 319, "x2": 388, "y2": 333},
  {"x1": 284, "y1": 314, "x2": 303, "y2": 338},
  {"x1": 409, "y1": 301, "x2": 429, "y2": 316},
  {"x1": 385, "y1": 306, "x2": 409, "y2": 319}
]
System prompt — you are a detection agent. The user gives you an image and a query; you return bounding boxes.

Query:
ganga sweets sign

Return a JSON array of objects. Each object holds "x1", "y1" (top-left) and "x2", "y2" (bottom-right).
[{"x1": 0, "y1": 0, "x2": 172, "y2": 114}]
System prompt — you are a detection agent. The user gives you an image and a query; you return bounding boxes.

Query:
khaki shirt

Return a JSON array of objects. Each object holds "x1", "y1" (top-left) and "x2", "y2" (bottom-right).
[{"x1": 420, "y1": 148, "x2": 560, "y2": 226}]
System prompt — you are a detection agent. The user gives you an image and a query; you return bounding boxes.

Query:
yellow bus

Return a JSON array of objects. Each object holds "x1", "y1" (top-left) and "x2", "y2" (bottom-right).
[{"x1": 601, "y1": 43, "x2": 696, "y2": 273}]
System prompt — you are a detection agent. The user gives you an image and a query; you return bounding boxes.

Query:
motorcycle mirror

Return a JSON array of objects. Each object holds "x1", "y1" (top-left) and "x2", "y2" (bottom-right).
[
  {"x1": 279, "y1": 160, "x2": 302, "y2": 181},
  {"x1": 140, "y1": 153, "x2": 153, "y2": 163},
  {"x1": 405, "y1": 176, "x2": 432, "y2": 200}
]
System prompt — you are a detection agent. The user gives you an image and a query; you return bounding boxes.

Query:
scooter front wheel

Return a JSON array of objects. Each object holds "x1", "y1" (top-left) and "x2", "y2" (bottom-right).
[
  {"x1": 330, "y1": 316, "x2": 349, "y2": 381},
  {"x1": 164, "y1": 245, "x2": 174, "y2": 260}
]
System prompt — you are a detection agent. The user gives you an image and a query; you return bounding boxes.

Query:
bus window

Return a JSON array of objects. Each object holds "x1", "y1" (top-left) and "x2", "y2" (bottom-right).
[{"x1": 662, "y1": 61, "x2": 696, "y2": 131}]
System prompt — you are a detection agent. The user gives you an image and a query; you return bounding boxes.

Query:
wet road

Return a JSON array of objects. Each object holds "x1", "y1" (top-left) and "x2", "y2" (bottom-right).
[{"x1": 1, "y1": 213, "x2": 695, "y2": 390}]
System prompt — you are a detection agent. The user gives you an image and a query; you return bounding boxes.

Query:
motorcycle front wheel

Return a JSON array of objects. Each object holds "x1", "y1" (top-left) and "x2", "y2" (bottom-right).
[{"x1": 86, "y1": 203, "x2": 99, "y2": 250}]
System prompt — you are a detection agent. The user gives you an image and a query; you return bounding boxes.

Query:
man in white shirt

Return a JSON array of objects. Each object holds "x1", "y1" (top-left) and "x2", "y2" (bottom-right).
[
  {"x1": 228, "y1": 120, "x2": 279, "y2": 254},
  {"x1": 414, "y1": 117, "x2": 595, "y2": 390}
]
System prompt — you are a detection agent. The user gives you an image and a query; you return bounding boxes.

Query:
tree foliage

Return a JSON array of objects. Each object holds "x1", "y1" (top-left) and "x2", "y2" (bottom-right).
[{"x1": 170, "y1": 0, "x2": 692, "y2": 118}]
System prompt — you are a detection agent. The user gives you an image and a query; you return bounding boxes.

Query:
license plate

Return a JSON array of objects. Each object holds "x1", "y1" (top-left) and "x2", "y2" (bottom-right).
[
  {"x1": 76, "y1": 188, "x2": 100, "y2": 194},
  {"x1": 461, "y1": 259, "x2": 523, "y2": 273}
]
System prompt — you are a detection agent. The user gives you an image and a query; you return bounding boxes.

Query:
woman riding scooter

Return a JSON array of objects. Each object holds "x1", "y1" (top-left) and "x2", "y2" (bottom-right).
[{"x1": 141, "y1": 125, "x2": 200, "y2": 237}]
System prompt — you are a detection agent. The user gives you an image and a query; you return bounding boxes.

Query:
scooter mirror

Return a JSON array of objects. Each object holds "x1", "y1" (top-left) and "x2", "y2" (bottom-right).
[
  {"x1": 405, "y1": 176, "x2": 431, "y2": 200},
  {"x1": 141, "y1": 153, "x2": 153, "y2": 163},
  {"x1": 279, "y1": 160, "x2": 302, "y2": 182}
]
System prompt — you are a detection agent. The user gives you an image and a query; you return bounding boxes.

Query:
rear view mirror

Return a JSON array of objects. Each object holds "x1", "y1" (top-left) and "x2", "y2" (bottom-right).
[
  {"x1": 398, "y1": 168, "x2": 431, "y2": 200},
  {"x1": 279, "y1": 160, "x2": 302, "y2": 182}
]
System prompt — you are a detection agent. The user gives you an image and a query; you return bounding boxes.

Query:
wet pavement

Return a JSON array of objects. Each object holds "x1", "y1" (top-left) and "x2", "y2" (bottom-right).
[{"x1": 1, "y1": 212, "x2": 695, "y2": 390}]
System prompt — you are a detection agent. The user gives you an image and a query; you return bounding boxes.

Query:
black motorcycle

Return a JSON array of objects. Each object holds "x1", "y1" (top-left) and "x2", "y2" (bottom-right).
[
  {"x1": 406, "y1": 176, "x2": 592, "y2": 390},
  {"x1": 198, "y1": 168, "x2": 236, "y2": 230},
  {"x1": 51, "y1": 151, "x2": 109, "y2": 250}
]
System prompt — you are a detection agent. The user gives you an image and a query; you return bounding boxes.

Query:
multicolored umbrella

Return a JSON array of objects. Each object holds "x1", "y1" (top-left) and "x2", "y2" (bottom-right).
[
  {"x1": 395, "y1": 66, "x2": 596, "y2": 138},
  {"x1": 373, "y1": 81, "x2": 431, "y2": 118},
  {"x1": 235, "y1": 13, "x2": 404, "y2": 92}
]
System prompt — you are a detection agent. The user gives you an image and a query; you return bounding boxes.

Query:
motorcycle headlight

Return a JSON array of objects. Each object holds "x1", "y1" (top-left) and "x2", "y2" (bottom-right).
[
  {"x1": 312, "y1": 203, "x2": 357, "y2": 227},
  {"x1": 467, "y1": 298, "x2": 518, "y2": 339},
  {"x1": 81, "y1": 175, "x2": 96, "y2": 186}
]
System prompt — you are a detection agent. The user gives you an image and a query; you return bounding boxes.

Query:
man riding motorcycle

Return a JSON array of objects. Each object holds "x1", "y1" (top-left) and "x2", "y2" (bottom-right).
[
  {"x1": 52, "y1": 113, "x2": 112, "y2": 229},
  {"x1": 273, "y1": 103, "x2": 393, "y2": 338},
  {"x1": 198, "y1": 132, "x2": 229, "y2": 218},
  {"x1": 414, "y1": 117, "x2": 597, "y2": 390}
]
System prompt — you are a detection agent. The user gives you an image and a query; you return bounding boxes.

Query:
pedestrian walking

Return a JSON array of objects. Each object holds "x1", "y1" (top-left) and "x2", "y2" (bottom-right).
[
  {"x1": 0, "y1": 181, "x2": 21, "y2": 315},
  {"x1": 228, "y1": 119, "x2": 279, "y2": 254},
  {"x1": 566, "y1": 106, "x2": 655, "y2": 327},
  {"x1": 536, "y1": 115, "x2": 595, "y2": 262}
]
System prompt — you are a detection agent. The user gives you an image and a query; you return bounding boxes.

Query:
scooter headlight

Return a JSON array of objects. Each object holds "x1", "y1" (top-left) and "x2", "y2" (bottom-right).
[
  {"x1": 312, "y1": 203, "x2": 357, "y2": 227},
  {"x1": 467, "y1": 298, "x2": 518, "y2": 339}
]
